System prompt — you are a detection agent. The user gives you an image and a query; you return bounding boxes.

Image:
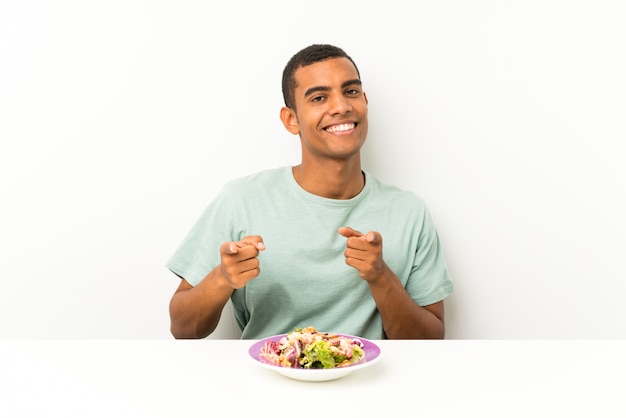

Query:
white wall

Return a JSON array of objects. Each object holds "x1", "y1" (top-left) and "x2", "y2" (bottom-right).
[{"x1": 1, "y1": 0, "x2": 624, "y2": 339}]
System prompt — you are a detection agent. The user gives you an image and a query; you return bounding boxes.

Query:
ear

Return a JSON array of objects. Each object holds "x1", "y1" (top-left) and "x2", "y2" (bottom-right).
[
  {"x1": 363, "y1": 91, "x2": 368, "y2": 105},
  {"x1": 279, "y1": 106, "x2": 300, "y2": 135}
]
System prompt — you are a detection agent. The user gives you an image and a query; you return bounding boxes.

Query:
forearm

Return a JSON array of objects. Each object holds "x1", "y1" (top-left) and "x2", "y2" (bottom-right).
[
  {"x1": 368, "y1": 265, "x2": 445, "y2": 339},
  {"x1": 169, "y1": 268, "x2": 233, "y2": 339}
]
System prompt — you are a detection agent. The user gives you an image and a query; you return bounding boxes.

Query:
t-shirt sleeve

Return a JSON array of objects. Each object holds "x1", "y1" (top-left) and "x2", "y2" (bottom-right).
[
  {"x1": 406, "y1": 207, "x2": 454, "y2": 306},
  {"x1": 166, "y1": 186, "x2": 239, "y2": 287}
]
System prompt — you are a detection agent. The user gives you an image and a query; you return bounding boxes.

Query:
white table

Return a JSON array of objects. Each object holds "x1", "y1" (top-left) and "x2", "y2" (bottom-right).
[{"x1": 2, "y1": 339, "x2": 624, "y2": 417}]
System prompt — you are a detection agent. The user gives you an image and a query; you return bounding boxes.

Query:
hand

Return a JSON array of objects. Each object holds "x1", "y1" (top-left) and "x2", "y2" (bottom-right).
[
  {"x1": 219, "y1": 236, "x2": 265, "y2": 289},
  {"x1": 338, "y1": 227, "x2": 385, "y2": 282}
]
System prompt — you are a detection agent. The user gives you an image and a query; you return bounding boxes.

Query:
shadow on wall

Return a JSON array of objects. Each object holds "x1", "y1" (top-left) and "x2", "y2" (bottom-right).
[{"x1": 207, "y1": 300, "x2": 243, "y2": 339}]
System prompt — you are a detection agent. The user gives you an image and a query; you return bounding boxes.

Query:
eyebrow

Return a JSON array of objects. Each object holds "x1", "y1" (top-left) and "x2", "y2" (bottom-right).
[{"x1": 303, "y1": 79, "x2": 362, "y2": 99}]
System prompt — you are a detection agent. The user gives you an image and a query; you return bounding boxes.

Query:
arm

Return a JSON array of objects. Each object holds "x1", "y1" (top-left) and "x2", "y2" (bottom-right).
[
  {"x1": 168, "y1": 236, "x2": 265, "y2": 339},
  {"x1": 338, "y1": 227, "x2": 445, "y2": 339}
]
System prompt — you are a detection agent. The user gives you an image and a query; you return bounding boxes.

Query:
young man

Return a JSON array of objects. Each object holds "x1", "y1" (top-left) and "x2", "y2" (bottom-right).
[{"x1": 167, "y1": 44, "x2": 453, "y2": 339}]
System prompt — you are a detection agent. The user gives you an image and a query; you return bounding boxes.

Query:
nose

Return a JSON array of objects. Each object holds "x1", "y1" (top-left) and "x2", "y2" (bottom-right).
[{"x1": 328, "y1": 94, "x2": 352, "y2": 115}]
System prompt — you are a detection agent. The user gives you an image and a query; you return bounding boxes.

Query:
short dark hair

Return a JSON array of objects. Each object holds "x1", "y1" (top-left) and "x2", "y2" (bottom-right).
[{"x1": 281, "y1": 44, "x2": 360, "y2": 110}]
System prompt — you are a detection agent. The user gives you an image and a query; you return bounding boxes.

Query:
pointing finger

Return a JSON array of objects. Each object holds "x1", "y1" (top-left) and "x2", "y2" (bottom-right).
[
  {"x1": 237, "y1": 235, "x2": 265, "y2": 251},
  {"x1": 338, "y1": 226, "x2": 363, "y2": 238},
  {"x1": 221, "y1": 242, "x2": 239, "y2": 255}
]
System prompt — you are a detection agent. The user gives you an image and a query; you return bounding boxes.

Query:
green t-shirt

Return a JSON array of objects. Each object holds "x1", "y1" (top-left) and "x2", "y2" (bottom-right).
[{"x1": 167, "y1": 166, "x2": 453, "y2": 339}]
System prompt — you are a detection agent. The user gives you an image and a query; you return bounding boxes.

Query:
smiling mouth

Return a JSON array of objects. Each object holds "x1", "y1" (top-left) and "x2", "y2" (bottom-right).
[{"x1": 325, "y1": 123, "x2": 356, "y2": 133}]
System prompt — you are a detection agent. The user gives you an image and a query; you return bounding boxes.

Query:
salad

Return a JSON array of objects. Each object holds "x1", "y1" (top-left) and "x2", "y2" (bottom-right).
[{"x1": 259, "y1": 327, "x2": 366, "y2": 369}]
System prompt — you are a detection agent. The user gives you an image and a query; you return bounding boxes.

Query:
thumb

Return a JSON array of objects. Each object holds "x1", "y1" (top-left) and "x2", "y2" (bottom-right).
[{"x1": 365, "y1": 231, "x2": 381, "y2": 243}]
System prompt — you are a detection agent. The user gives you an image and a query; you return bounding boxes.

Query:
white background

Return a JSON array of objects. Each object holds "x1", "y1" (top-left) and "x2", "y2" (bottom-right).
[{"x1": 1, "y1": 0, "x2": 624, "y2": 339}]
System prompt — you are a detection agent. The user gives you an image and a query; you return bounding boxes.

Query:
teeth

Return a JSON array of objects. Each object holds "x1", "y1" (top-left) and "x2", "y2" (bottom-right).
[{"x1": 326, "y1": 123, "x2": 354, "y2": 133}]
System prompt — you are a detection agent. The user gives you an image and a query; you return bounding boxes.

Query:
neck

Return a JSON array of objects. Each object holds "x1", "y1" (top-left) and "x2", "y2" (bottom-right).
[{"x1": 292, "y1": 160, "x2": 364, "y2": 199}]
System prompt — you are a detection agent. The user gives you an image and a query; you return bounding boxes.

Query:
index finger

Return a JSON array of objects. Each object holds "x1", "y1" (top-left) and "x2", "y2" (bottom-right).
[
  {"x1": 220, "y1": 241, "x2": 240, "y2": 255},
  {"x1": 220, "y1": 236, "x2": 265, "y2": 255},
  {"x1": 236, "y1": 235, "x2": 265, "y2": 251},
  {"x1": 338, "y1": 226, "x2": 363, "y2": 238}
]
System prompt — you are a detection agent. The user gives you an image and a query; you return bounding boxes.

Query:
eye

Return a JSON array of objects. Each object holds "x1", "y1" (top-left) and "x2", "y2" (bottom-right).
[
  {"x1": 311, "y1": 95, "x2": 326, "y2": 103},
  {"x1": 345, "y1": 88, "x2": 361, "y2": 96}
]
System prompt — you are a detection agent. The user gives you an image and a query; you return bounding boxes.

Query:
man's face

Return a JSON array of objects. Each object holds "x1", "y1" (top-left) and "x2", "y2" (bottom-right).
[{"x1": 284, "y1": 57, "x2": 369, "y2": 162}]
